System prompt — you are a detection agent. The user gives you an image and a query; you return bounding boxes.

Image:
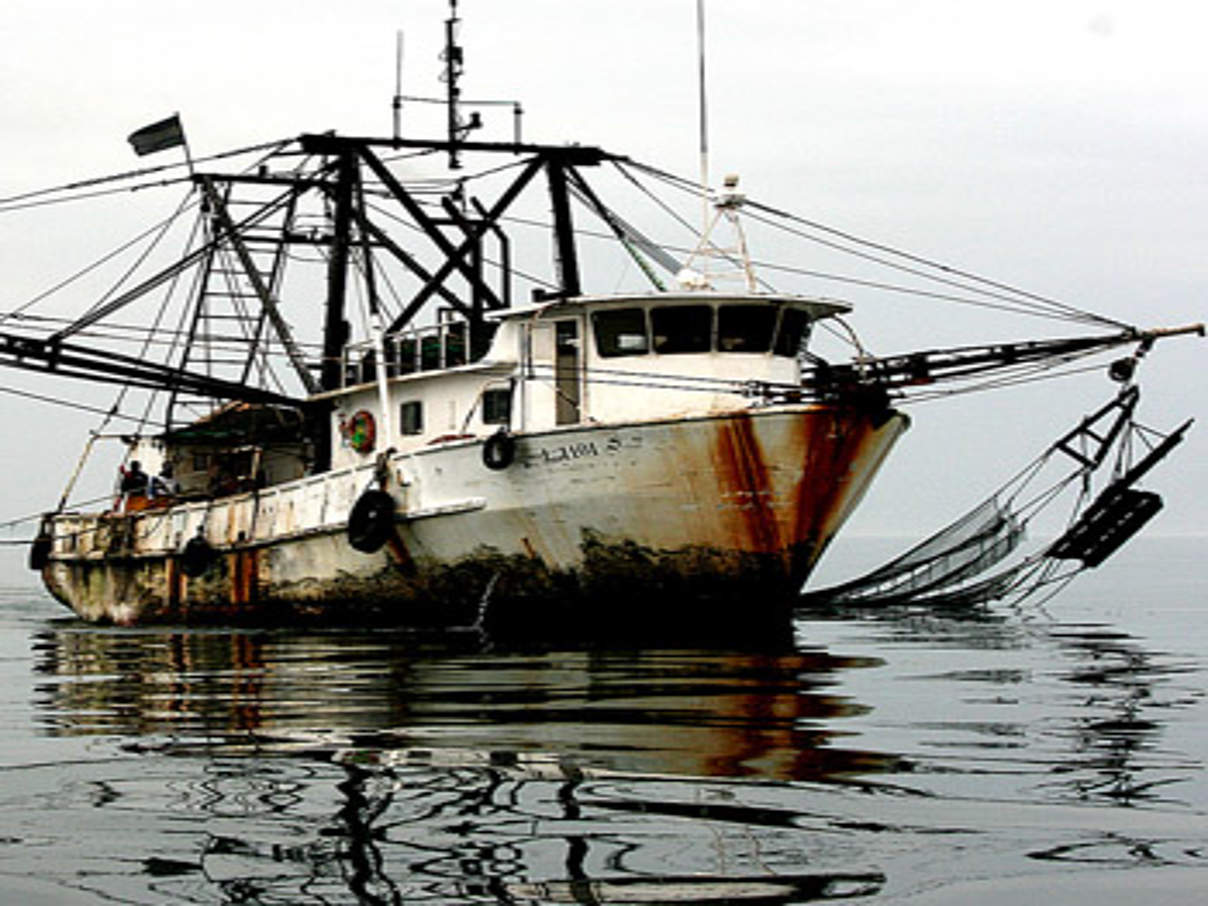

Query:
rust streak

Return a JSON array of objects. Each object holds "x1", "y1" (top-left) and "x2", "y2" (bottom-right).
[
  {"x1": 385, "y1": 530, "x2": 418, "y2": 576},
  {"x1": 714, "y1": 414, "x2": 782, "y2": 554},
  {"x1": 228, "y1": 549, "x2": 259, "y2": 606},
  {"x1": 791, "y1": 407, "x2": 884, "y2": 577},
  {"x1": 795, "y1": 409, "x2": 858, "y2": 540},
  {"x1": 242, "y1": 549, "x2": 259, "y2": 605},
  {"x1": 165, "y1": 557, "x2": 180, "y2": 609}
]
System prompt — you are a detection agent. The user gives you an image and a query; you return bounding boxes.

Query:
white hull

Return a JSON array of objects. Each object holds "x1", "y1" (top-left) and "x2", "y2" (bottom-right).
[{"x1": 42, "y1": 405, "x2": 908, "y2": 627}]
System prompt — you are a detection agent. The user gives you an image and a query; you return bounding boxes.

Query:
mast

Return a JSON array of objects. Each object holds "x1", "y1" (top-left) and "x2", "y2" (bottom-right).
[
  {"x1": 393, "y1": 30, "x2": 404, "y2": 142},
  {"x1": 322, "y1": 150, "x2": 357, "y2": 392},
  {"x1": 545, "y1": 154, "x2": 582, "y2": 298},
  {"x1": 444, "y1": 0, "x2": 464, "y2": 169},
  {"x1": 696, "y1": 0, "x2": 710, "y2": 268}
]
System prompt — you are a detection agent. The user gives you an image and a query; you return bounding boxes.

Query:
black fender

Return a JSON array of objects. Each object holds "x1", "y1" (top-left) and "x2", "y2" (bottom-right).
[
  {"x1": 482, "y1": 430, "x2": 516, "y2": 471},
  {"x1": 180, "y1": 535, "x2": 215, "y2": 578},
  {"x1": 348, "y1": 489, "x2": 396, "y2": 553},
  {"x1": 28, "y1": 534, "x2": 52, "y2": 571}
]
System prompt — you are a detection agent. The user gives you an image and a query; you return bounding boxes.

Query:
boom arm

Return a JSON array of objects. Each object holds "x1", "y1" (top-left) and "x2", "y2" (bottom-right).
[
  {"x1": 803, "y1": 324, "x2": 1204, "y2": 399},
  {"x1": 0, "y1": 333, "x2": 306, "y2": 407}
]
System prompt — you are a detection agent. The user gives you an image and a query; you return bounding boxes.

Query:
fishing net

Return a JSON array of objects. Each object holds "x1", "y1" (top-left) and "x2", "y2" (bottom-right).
[{"x1": 800, "y1": 386, "x2": 1191, "y2": 610}]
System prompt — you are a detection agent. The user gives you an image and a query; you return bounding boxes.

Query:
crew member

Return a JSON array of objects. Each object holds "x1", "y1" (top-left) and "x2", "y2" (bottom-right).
[
  {"x1": 119, "y1": 460, "x2": 150, "y2": 511},
  {"x1": 151, "y1": 462, "x2": 179, "y2": 501}
]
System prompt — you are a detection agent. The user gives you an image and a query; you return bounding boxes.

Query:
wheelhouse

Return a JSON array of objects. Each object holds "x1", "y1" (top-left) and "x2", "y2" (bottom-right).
[{"x1": 322, "y1": 293, "x2": 847, "y2": 469}]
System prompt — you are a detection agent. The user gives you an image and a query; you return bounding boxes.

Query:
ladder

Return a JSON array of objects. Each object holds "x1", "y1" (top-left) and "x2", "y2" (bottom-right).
[{"x1": 166, "y1": 182, "x2": 300, "y2": 431}]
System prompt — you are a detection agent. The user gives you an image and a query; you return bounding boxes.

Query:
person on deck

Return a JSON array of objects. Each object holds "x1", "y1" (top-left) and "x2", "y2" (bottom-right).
[
  {"x1": 119, "y1": 460, "x2": 151, "y2": 512},
  {"x1": 150, "y1": 462, "x2": 179, "y2": 501},
  {"x1": 120, "y1": 461, "x2": 149, "y2": 494}
]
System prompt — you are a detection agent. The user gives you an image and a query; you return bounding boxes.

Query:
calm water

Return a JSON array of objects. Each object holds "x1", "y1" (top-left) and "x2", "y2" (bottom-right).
[{"x1": 0, "y1": 537, "x2": 1205, "y2": 904}]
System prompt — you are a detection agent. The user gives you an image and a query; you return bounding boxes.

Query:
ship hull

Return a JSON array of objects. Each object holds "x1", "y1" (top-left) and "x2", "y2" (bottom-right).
[{"x1": 41, "y1": 405, "x2": 908, "y2": 631}]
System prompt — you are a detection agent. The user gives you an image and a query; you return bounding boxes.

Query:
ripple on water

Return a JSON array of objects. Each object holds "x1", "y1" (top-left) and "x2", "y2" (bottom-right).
[{"x1": 1, "y1": 540, "x2": 1206, "y2": 904}]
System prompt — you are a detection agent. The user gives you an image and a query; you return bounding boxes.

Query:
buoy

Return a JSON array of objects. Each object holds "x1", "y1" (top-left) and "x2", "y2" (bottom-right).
[
  {"x1": 180, "y1": 535, "x2": 215, "y2": 577},
  {"x1": 348, "y1": 489, "x2": 396, "y2": 553},
  {"x1": 482, "y1": 429, "x2": 516, "y2": 470}
]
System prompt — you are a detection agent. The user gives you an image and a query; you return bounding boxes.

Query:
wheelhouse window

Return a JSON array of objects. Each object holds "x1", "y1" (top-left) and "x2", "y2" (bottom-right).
[
  {"x1": 651, "y1": 305, "x2": 712, "y2": 354},
  {"x1": 396, "y1": 338, "x2": 418, "y2": 375},
  {"x1": 592, "y1": 308, "x2": 649, "y2": 357},
  {"x1": 420, "y1": 336, "x2": 441, "y2": 370},
  {"x1": 717, "y1": 305, "x2": 776, "y2": 352},
  {"x1": 482, "y1": 388, "x2": 512, "y2": 425},
  {"x1": 773, "y1": 308, "x2": 811, "y2": 358},
  {"x1": 444, "y1": 322, "x2": 467, "y2": 367},
  {"x1": 399, "y1": 401, "x2": 423, "y2": 435}
]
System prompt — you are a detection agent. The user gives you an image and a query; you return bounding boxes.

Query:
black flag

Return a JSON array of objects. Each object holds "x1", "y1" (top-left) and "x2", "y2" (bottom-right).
[{"x1": 127, "y1": 115, "x2": 185, "y2": 156}]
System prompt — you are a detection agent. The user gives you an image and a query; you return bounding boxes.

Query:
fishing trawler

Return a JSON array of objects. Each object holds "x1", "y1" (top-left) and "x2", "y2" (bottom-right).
[{"x1": 10, "y1": 6, "x2": 1201, "y2": 630}]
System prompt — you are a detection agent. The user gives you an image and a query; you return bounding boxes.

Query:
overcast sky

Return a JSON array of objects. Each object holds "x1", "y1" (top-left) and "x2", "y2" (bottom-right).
[{"x1": 0, "y1": 1, "x2": 1204, "y2": 551}]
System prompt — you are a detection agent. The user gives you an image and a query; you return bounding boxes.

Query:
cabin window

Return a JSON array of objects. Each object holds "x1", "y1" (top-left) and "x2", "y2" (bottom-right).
[
  {"x1": 399, "y1": 401, "x2": 424, "y2": 435},
  {"x1": 360, "y1": 349, "x2": 377, "y2": 383},
  {"x1": 592, "y1": 308, "x2": 649, "y2": 357},
  {"x1": 555, "y1": 321, "x2": 581, "y2": 425},
  {"x1": 482, "y1": 388, "x2": 511, "y2": 425},
  {"x1": 774, "y1": 308, "x2": 811, "y2": 357},
  {"x1": 718, "y1": 305, "x2": 776, "y2": 352},
  {"x1": 383, "y1": 339, "x2": 399, "y2": 378},
  {"x1": 420, "y1": 336, "x2": 441, "y2": 370},
  {"x1": 445, "y1": 323, "x2": 467, "y2": 367},
  {"x1": 396, "y1": 338, "x2": 418, "y2": 375},
  {"x1": 651, "y1": 305, "x2": 712, "y2": 354}
]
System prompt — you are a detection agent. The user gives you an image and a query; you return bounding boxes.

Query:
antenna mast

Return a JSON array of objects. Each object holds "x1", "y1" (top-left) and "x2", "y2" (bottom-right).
[
  {"x1": 443, "y1": 0, "x2": 464, "y2": 168},
  {"x1": 392, "y1": 30, "x2": 404, "y2": 141},
  {"x1": 696, "y1": 0, "x2": 710, "y2": 272}
]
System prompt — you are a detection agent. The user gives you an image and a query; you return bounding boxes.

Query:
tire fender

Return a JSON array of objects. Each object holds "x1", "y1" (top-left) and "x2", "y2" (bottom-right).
[
  {"x1": 482, "y1": 430, "x2": 516, "y2": 471},
  {"x1": 347, "y1": 489, "x2": 396, "y2": 553},
  {"x1": 28, "y1": 534, "x2": 52, "y2": 571},
  {"x1": 180, "y1": 535, "x2": 215, "y2": 578}
]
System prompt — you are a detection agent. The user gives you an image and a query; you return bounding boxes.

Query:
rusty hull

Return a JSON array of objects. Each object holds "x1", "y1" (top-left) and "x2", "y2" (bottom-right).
[
  {"x1": 712, "y1": 406, "x2": 905, "y2": 585},
  {"x1": 41, "y1": 403, "x2": 908, "y2": 630}
]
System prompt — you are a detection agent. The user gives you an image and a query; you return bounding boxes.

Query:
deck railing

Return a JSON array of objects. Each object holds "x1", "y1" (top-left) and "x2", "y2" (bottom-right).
[
  {"x1": 51, "y1": 459, "x2": 381, "y2": 558},
  {"x1": 342, "y1": 321, "x2": 470, "y2": 387}
]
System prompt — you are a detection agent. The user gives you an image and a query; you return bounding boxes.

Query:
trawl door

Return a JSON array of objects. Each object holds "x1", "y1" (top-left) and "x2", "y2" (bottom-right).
[{"x1": 554, "y1": 319, "x2": 581, "y2": 425}]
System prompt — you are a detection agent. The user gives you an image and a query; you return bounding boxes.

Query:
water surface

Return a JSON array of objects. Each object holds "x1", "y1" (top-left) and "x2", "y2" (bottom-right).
[{"x1": 0, "y1": 537, "x2": 1204, "y2": 903}]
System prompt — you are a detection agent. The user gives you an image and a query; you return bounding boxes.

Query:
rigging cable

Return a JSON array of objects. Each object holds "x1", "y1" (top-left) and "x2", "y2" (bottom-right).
[
  {"x1": 480, "y1": 203, "x2": 1099, "y2": 326},
  {"x1": 364, "y1": 199, "x2": 560, "y2": 292},
  {"x1": 0, "y1": 198, "x2": 197, "y2": 327},
  {"x1": 740, "y1": 205, "x2": 1108, "y2": 326},
  {"x1": 624, "y1": 158, "x2": 1127, "y2": 329},
  {"x1": 0, "y1": 384, "x2": 153, "y2": 426},
  {"x1": 0, "y1": 137, "x2": 294, "y2": 211},
  {"x1": 132, "y1": 196, "x2": 214, "y2": 433}
]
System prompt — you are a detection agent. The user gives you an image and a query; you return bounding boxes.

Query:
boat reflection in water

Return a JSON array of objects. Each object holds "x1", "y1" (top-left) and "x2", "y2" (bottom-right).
[
  {"x1": 31, "y1": 621, "x2": 895, "y2": 903},
  {"x1": 28, "y1": 609, "x2": 1181, "y2": 904},
  {"x1": 32, "y1": 622, "x2": 903, "y2": 779}
]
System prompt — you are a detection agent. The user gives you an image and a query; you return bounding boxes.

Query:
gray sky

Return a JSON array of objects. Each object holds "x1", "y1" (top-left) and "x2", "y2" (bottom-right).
[{"x1": 0, "y1": 0, "x2": 1204, "y2": 542}]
